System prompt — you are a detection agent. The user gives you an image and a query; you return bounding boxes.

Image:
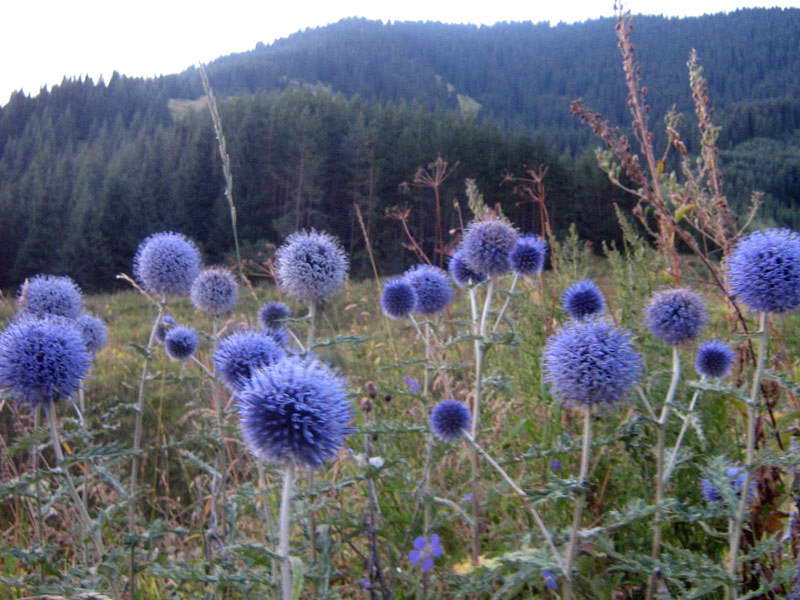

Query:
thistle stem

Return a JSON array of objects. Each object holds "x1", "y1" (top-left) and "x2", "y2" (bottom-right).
[
  {"x1": 727, "y1": 311, "x2": 768, "y2": 598},
  {"x1": 279, "y1": 461, "x2": 295, "y2": 600},
  {"x1": 564, "y1": 407, "x2": 593, "y2": 598},
  {"x1": 46, "y1": 400, "x2": 104, "y2": 560},
  {"x1": 464, "y1": 432, "x2": 565, "y2": 574},
  {"x1": 647, "y1": 345, "x2": 681, "y2": 599},
  {"x1": 492, "y1": 273, "x2": 518, "y2": 332},
  {"x1": 663, "y1": 377, "x2": 706, "y2": 484},
  {"x1": 32, "y1": 405, "x2": 44, "y2": 581}
]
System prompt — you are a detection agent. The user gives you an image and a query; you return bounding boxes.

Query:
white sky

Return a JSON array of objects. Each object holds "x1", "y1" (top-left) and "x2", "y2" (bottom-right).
[{"x1": 2, "y1": 0, "x2": 799, "y2": 107}]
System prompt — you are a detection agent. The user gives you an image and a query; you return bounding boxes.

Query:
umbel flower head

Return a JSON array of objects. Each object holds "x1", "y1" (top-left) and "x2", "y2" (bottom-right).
[
  {"x1": 76, "y1": 314, "x2": 108, "y2": 354},
  {"x1": 461, "y1": 219, "x2": 519, "y2": 277},
  {"x1": 448, "y1": 250, "x2": 486, "y2": 288},
  {"x1": 404, "y1": 265, "x2": 453, "y2": 314},
  {"x1": 155, "y1": 315, "x2": 177, "y2": 344},
  {"x1": 190, "y1": 267, "x2": 238, "y2": 317},
  {"x1": 18, "y1": 274, "x2": 83, "y2": 319},
  {"x1": 237, "y1": 355, "x2": 353, "y2": 468},
  {"x1": 510, "y1": 235, "x2": 547, "y2": 276},
  {"x1": 727, "y1": 228, "x2": 800, "y2": 313},
  {"x1": 0, "y1": 316, "x2": 91, "y2": 407},
  {"x1": 275, "y1": 230, "x2": 348, "y2": 303},
  {"x1": 214, "y1": 331, "x2": 286, "y2": 392},
  {"x1": 164, "y1": 326, "x2": 199, "y2": 361},
  {"x1": 645, "y1": 288, "x2": 709, "y2": 345},
  {"x1": 695, "y1": 341, "x2": 735, "y2": 379},
  {"x1": 408, "y1": 534, "x2": 443, "y2": 571},
  {"x1": 562, "y1": 279, "x2": 605, "y2": 320},
  {"x1": 543, "y1": 319, "x2": 642, "y2": 407},
  {"x1": 258, "y1": 302, "x2": 291, "y2": 330},
  {"x1": 430, "y1": 399, "x2": 472, "y2": 442},
  {"x1": 134, "y1": 231, "x2": 202, "y2": 296},
  {"x1": 380, "y1": 278, "x2": 417, "y2": 319}
]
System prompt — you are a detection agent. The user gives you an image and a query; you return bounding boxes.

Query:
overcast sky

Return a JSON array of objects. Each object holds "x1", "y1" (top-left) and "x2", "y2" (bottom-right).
[{"x1": 2, "y1": 0, "x2": 798, "y2": 106}]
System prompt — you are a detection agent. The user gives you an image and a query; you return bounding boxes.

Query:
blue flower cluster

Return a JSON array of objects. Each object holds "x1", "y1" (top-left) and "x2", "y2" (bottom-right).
[
  {"x1": 190, "y1": 268, "x2": 238, "y2": 317},
  {"x1": 543, "y1": 319, "x2": 641, "y2": 407},
  {"x1": 695, "y1": 341, "x2": 735, "y2": 379},
  {"x1": 430, "y1": 399, "x2": 472, "y2": 441},
  {"x1": 258, "y1": 302, "x2": 291, "y2": 330},
  {"x1": 214, "y1": 331, "x2": 286, "y2": 392},
  {"x1": 645, "y1": 288, "x2": 708, "y2": 345},
  {"x1": 18, "y1": 274, "x2": 83, "y2": 319},
  {"x1": 403, "y1": 265, "x2": 453, "y2": 314},
  {"x1": 275, "y1": 230, "x2": 348, "y2": 303},
  {"x1": 0, "y1": 316, "x2": 91, "y2": 407},
  {"x1": 76, "y1": 314, "x2": 108, "y2": 354},
  {"x1": 164, "y1": 326, "x2": 200, "y2": 361},
  {"x1": 134, "y1": 232, "x2": 202, "y2": 296},
  {"x1": 728, "y1": 228, "x2": 800, "y2": 313},
  {"x1": 237, "y1": 355, "x2": 353, "y2": 468},
  {"x1": 448, "y1": 250, "x2": 486, "y2": 288},
  {"x1": 380, "y1": 278, "x2": 418, "y2": 319},
  {"x1": 155, "y1": 315, "x2": 177, "y2": 344},
  {"x1": 510, "y1": 235, "x2": 547, "y2": 276},
  {"x1": 562, "y1": 279, "x2": 605, "y2": 320},
  {"x1": 460, "y1": 219, "x2": 519, "y2": 277},
  {"x1": 701, "y1": 466, "x2": 756, "y2": 504},
  {"x1": 408, "y1": 534, "x2": 443, "y2": 571}
]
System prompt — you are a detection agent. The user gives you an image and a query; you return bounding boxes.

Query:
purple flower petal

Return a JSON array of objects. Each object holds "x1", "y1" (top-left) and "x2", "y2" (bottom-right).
[
  {"x1": 413, "y1": 536, "x2": 427, "y2": 550},
  {"x1": 421, "y1": 556, "x2": 434, "y2": 571}
]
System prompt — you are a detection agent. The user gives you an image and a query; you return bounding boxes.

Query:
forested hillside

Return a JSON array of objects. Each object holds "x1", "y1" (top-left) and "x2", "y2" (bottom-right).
[{"x1": 1, "y1": 9, "x2": 798, "y2": 291}]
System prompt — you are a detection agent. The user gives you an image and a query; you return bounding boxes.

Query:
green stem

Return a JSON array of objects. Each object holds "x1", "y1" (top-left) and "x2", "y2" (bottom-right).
[
  {"x1": 306, "y1": 302, "x2": 317, "y2": 353},
  {"x1": 727, "y1": 311, "x2": 768, "y2": 598},
  {"x1": 32, "y1": 405, "x2": 44, "y2": 582},
  {"x1": 564, "y1": 408, "x2": 593, "y2": 598},
  {"x1": 647, "y1": 345, "x2": 681, "y2": 599},
  {"x1": 279, "y1": 462, "x2": 295, "y2": 600},
  {"x1": 663, "y1": 377, "x2": 706, "y2": 485},
  {"x1": 47, "y1": 400, "x2": 104, "y2": 560},
  {"x1": 492, "y1": 273, "x2": 518, "y2": 332}
]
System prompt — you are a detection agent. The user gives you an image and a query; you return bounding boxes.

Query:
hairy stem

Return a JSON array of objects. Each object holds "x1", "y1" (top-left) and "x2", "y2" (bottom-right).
[
  {"x1": 492, "y1": 273, "x2": 519, "y2": 332},
  {"x1": 647, "y1": 345, "x2": 681, "y2": 599},
  {"x1": 564, "y1": 408, "x2": 593, "y2": 598},
  {"x1": 727, "y1": 311, "x2": 768, "y2": 598},
  {"x1": 279, "y1": 462, "x2": 295, "y2": 600},
  {"x1": 663, "y1": 378, "x2": 706, "y2": 484}
]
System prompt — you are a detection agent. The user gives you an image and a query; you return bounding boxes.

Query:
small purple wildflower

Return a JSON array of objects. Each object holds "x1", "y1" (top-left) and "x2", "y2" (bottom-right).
[
  {"x1": 408, "y1": 534, "x2": 443, "y2": 571},
  {"x1": 701, "y1": 466, "x2": 756, "y2": 504},
  {"x1": 403, "y1": 375, "x2": 420, "y2": 394},
  {"x1": 542, "y1": 570, "x2": 558, "y2": 591},
  {"x1": 463, "y1": 493, "x2": 474, "y2": 501},
  {"x1": 549, "y1": 459, "x2": 562, "y2": 472}
]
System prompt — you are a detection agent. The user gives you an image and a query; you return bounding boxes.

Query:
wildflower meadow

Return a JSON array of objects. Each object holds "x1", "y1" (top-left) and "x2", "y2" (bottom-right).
[{"x1": 2, "y1": 10, "x2": 800, "y2": 600}]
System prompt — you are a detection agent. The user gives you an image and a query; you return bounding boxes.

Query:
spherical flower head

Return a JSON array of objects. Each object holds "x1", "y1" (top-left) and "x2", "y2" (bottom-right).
[
  {"x1": 701, "y1": 466, "x2": 756, "y2": 504},
  {"x1": 164, "y1": 326, "x2": 199, "y2": 361},
  {"x1": 408, "y1": 534, "x2": 443, "y2": 571},
  {"x1": 134, "y1": 231, "x2": 202, "y2": 296},
  {"x1": 543, "y1": 319, "x2": 642, "y2": 407},
  {"x1": 381, "y1": 278, "x2": 417, "y2": 319},
  {"x1": 275, "y1": 230, "x2": 348, "y2": 303},
  {"x1": 562, "y1": 279, "x2": 605, "y2": 320},
  {"x1": 76, "y1": 314, "x2": 108, "y2": 354},
  {"x1": 645, "y1": 288, "x2": 709, "y2": 345},
  {"x1": 695, "y1": 341, "x2": 735, "y2": 379},
  {"x1": 258, "y1": 302, "x2": 291, "y2": 330},
  {"x1": 18, "y1": 274, "x2": 83, "y2": 319},
  {"x1": 0, "y1": 316, "x2": 90, "y2": 407},
  {"x1": 237, "y1": 355, "x2": 353, "y2": 468},
  {"x1": 510, "y1": 235, "x2": 547, "y2": 276},
  {"x1": 214, "y1": 330, "x2": 286, "y2": 392},
  {"x1": 430, "y1": 399, "x2": 472, "y2": 442},
  {"x1": 190, "y1": 268, "x2": 238, "y2": 317},
  {"x1": 461, "y1": 219, "x2": 519, "y2": 277},
  {"x1": 448, "y1": 250, "x2": 487, "y2": 288},
  {"x1": 728, "y1": 228, "x2": 800, "y2": 313},
  {"x1": 404, "y1": 265, "x2": 453, "y2": 314},
  {"x1": 155, "y1": 315, "x2": 177, "y2": 344}
]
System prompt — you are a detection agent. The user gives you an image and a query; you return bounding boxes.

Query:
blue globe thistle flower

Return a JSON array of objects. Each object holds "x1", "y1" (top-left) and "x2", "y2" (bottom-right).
[
  {"x1": 562, "y1": 279, "x2": 606, "y2": 320},
  {"x1": 214, "y1": 331, "x2": 286, "y2": 392},
  {"x1": 448, "y1": 250, "x2": 487, "y2": 288},
  {"x1": 510, "y1": 235, "x2": 547, "y2": 276},
  {"x1": 190, "y1": 268, "x2": 238, "y2": 317},
  {"x1": 18, "y1": 274, "x2": 83, "y2": 319},
  {"x1": 275, "y1": 230, "x2": 348, "y2": 303},
  {"x1": 155, "y1": 315, "x2": 177, "y2": 344},
  {"x1": 695, "y1": 341, "x2": 735, "y2": 379},
  {"x1": 408, "y1": 534, "x2": 443, "y2": 571},
  {"x1": 237, "y1": 355, "x2": 353, "y2": 468},
  {"x1": 543, "y1": 319, "x2": 642, "y2": 407},
  {"x1": 76, "y1": 314, "x2": 108, "y2": 354},
  {"x1": 701, "y1": 466, "x2": 756, "y2": 504},
  {"x1": 728, "y1": 228, "x2": 800, "y2": 314},
  {"x1": 645, "y1": 288, "x2": 709, "y2": 345},
  {"x1": 404, "y1": 265, "x2": 453, "y2": 314},
  {"x1": 461, "y1": 219, "x2": 519, "y2": 277},
  {"x1": 380, "y1": 278, "x2": 417, "y2": 319},
  {"x1": 0, "y1": 316, "x2": 90, "y2": 407},
  {"x1": 134, "y1": 231, "x2": 202, "y2": 296},
  {"x1": 258, "y1": 302, "x2": 291, "y2": 330},
  {"x1": 164, "y1": 326, "x2": 199, "y2": 361},
  {"x1": 430, "y1": 399, "x2": 472, "y2": 441}
]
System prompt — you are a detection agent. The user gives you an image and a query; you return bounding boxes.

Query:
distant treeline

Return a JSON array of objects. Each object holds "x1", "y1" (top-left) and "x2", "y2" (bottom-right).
[{"x1": 1, "y1": 9, "x2": 799, "y2": 291}]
